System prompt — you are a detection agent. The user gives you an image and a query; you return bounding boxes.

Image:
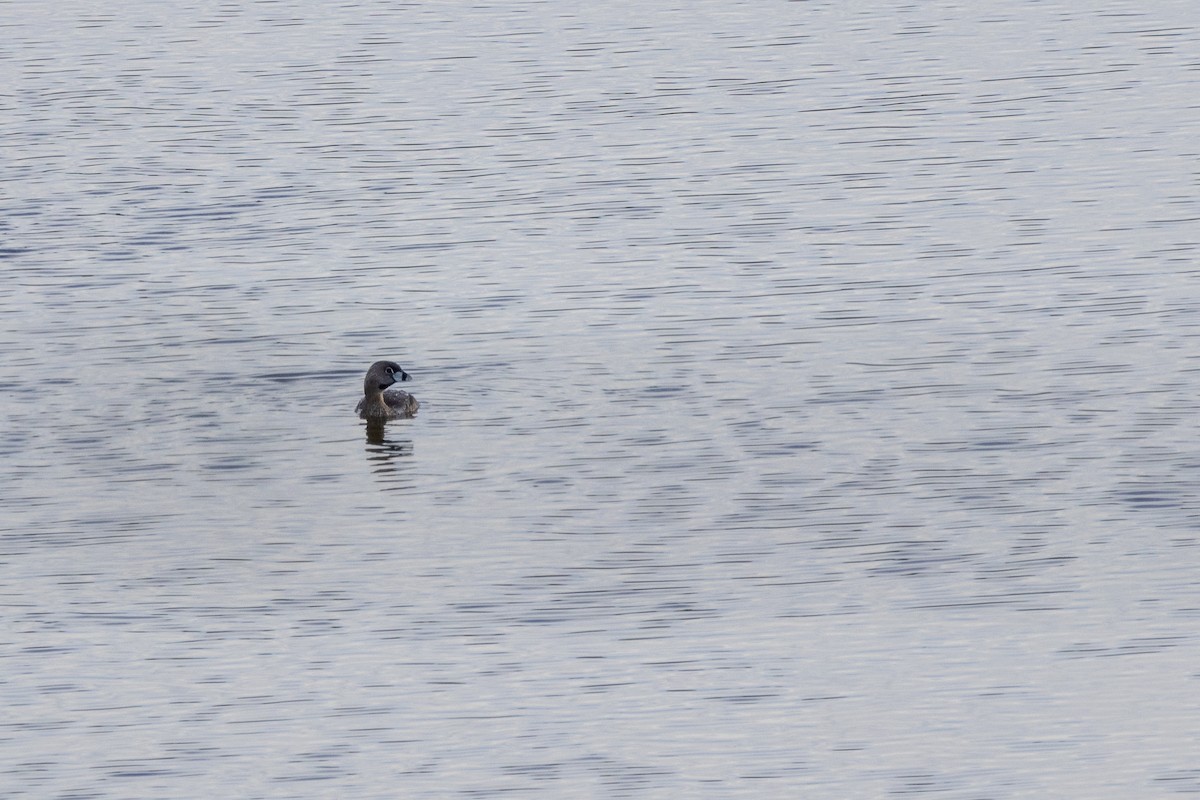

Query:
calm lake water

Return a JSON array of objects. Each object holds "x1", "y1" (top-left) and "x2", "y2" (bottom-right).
[{"x1": 4, "y1": 1, "x2": 1200, "y2": 797}]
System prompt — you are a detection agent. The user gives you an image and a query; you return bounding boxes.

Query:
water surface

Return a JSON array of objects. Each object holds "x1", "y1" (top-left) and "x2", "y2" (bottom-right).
[{"x1": 3, "y1": 1, "x2": 1200, "y2": 797}]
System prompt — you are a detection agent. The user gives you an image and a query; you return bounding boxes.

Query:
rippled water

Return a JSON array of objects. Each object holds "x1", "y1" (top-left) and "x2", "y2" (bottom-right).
[{"x1": 4, "y1": 1, "x2": 1200, "y2": 797}]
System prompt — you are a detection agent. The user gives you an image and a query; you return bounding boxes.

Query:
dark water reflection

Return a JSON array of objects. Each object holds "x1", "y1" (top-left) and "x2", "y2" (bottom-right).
[
  {"x1": 3, "y1": 0, "x2": 1200, "y2": 797},
  {"x1": 364, "y1": 422, "x2": 416, "y2": 488}
]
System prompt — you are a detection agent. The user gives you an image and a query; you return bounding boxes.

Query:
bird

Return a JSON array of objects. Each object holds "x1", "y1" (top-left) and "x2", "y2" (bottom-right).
[{"x1": 356, "y1": 360, "x2": 419, "y2": 421}]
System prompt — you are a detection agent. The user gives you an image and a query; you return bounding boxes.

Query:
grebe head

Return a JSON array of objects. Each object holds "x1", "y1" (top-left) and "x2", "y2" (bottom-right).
[{"x1": 365, "y1": 360, "x2": 411, "y2": 391}]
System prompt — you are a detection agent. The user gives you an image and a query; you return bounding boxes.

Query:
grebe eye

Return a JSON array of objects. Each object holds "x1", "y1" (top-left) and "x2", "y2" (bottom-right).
[{"x1": 385, "y1": 366, "x2": 394, "y2": 375}]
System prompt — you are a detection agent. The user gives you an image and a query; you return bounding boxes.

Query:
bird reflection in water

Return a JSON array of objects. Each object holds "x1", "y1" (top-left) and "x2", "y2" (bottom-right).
[{"x1": 364, "y1": 421, "x2": 415, "y2": 486}]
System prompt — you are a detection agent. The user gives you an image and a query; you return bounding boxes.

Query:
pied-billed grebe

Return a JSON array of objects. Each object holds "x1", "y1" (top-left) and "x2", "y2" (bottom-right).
[{"x1": 356, "y1": 360, "x2": 419, "y2": 421}]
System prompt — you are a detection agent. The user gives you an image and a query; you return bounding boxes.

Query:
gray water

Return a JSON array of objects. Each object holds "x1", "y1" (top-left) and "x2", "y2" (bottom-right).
[{"x1": 3, "y1": 1, "x2": 1200, "y2": 797}]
